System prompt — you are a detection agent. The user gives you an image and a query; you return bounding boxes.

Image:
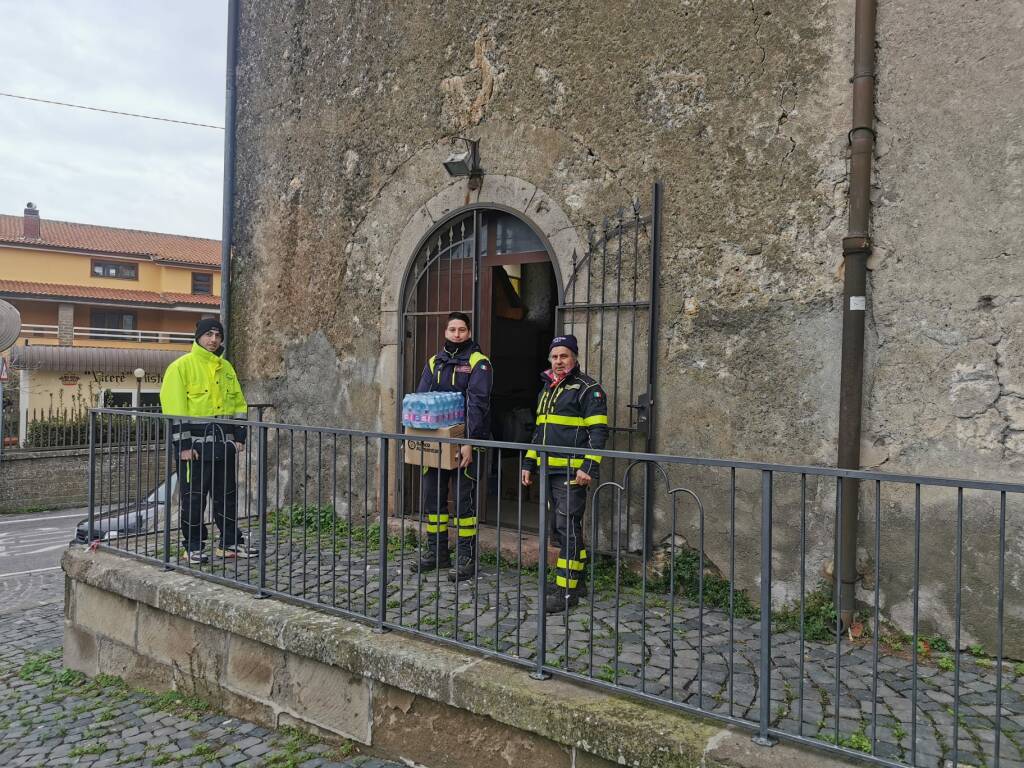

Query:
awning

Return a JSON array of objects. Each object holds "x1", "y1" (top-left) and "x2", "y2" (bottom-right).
[{"x1": 9, "y1": 344, "x2": 185, "y2": 373}]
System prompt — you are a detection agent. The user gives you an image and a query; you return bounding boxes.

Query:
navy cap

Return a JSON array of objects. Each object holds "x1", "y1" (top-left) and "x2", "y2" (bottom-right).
[{"x1": 549, "y1": 334, "x2": 579, "y2": 355}]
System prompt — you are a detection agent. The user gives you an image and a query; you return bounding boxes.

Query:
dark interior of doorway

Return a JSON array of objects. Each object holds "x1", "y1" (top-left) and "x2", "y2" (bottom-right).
[{"x1": 481, "y1": 260, "x2": 557, "y2": 531}]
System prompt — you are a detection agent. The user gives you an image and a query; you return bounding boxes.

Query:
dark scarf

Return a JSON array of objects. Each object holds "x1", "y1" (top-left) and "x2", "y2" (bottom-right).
[{"x1": 443, "y1": 339, "x2": 474, "y2": 358}]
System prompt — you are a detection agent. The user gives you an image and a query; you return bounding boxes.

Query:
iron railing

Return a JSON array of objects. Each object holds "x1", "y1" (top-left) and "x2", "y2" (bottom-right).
[
  {"x1": 82, "y1": 407, "x2": 1024, "y2": 768},
  {"x1": 14, "y1": 405, "x2": 163, "y2": 450}
]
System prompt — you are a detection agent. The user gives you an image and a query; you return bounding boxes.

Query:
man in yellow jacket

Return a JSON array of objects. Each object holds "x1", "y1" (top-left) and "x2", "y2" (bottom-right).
[{"x1": 160, "y1": 318, "x2": 251, "y2": 564}]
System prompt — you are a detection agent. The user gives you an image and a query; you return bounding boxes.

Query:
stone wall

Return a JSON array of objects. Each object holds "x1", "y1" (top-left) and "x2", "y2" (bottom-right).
[
  {"x1": 228, "y1": 1, "x2": 1024, "y2": 649},
  {"x1": 62, "y1": 548, "x2": 854, "y2": 768},
  {"x1": 0, "y1": 446, "x2": 163, "y2": 514}
]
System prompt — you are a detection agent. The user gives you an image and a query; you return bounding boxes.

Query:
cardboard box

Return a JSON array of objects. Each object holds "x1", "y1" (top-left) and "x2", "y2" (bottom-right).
[{"x1": 404, "y1": 423, "x2": 465, "y2": 470}]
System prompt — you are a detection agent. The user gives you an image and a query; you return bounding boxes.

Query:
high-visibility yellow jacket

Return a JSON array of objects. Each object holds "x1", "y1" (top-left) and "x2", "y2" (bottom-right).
[{"x1": 160, "y1": 342, "x2": 248, "y2": 445}]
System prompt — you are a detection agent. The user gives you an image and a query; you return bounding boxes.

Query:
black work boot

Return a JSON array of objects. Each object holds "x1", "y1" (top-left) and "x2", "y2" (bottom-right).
[
  {"x1": 544, "y1": 577, "x2": 585, "y2": 614},
  {"x1": 448, "y1": 538, "x2": 477, "y2": 582},
  {"x1": 411, "y1": 536, "x2": 451, "y2": 573}
]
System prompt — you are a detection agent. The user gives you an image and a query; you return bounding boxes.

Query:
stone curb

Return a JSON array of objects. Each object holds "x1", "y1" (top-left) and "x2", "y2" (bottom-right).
[{"x1": 62, "y1": 546, "x2": 858, "y2": 768}]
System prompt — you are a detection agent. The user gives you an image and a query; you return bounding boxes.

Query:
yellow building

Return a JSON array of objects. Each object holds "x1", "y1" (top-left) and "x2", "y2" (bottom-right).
[{"x1": 0, "y1": 203, "x2": 220, "y2": 445}]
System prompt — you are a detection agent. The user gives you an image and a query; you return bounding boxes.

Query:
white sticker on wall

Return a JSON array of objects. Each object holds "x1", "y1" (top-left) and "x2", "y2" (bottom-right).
[{"x1": 850, "y1": 296, "x2": 866, "y2": 311}]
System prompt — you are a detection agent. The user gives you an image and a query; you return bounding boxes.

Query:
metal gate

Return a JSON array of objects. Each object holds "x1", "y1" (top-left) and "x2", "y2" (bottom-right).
[
  {"x1": 556, "y1": 182, "x2": 662, "y2": 553},
  {"x1": 400, "y1": 212, "x2": 479, "y2": 393}
]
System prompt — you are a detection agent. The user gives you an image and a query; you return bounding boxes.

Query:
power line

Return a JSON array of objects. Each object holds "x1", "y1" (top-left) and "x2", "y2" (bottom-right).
[{"x1": 0, "y1": 91, "x2": 224, "y2": 130}]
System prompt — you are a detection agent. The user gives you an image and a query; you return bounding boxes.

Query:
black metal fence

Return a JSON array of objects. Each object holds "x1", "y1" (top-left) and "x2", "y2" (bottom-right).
[
  {"x1": 83, "y1": 408, "x2": 1024, "y2": 768},
  {"x1": 3, "y1": 405, "x2": 163, "y2": 450}
]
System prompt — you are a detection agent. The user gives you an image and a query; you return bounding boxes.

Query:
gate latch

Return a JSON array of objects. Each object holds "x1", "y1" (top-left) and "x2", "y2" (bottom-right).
[{"x1": 627, "y1": 392, "x2": 652, "y2": 435}]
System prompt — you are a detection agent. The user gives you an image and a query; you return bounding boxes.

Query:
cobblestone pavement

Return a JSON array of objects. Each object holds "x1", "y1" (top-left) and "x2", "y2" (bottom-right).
[
  {"x1": 0, "y1": 570, "x2": 401, "y2": 768},
  {"x1": 109, "y1": 522, "x2": 1024, "y2": 768}
]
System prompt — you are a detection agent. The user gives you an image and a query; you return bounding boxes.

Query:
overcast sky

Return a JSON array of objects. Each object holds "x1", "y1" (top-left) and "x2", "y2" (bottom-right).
[{"x1": 0, "y1": 1, "x2": 227, "y2": 239}]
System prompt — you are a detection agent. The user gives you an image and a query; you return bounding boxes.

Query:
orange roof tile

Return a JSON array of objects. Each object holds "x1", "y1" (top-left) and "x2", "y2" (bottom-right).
[
  {"x1": 0, "y1": 278, "x2": 219, "y2": 307},
  {"x1": 0, "y1": 213, "x2": 220, "y2": 266},
  {"x1": 162, "y1": 291, "x2": 220, "y2": 306}
]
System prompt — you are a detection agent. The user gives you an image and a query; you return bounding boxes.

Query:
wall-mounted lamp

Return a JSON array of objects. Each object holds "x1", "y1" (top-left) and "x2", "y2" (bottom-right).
[{"x1": 443, "y1": 137, "x2": 483, "y2": 190}]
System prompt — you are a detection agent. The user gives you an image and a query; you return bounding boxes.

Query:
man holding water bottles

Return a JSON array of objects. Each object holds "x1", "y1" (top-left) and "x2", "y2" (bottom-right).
[{"x1": 411, "y1": 312, "x2": 493, "y2": 582}]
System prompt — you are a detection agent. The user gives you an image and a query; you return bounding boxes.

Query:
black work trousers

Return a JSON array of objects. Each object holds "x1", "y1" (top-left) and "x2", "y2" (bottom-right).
[
  {"x1": 179, "y1": 441, "x2": 240, "y2": 552},
  {"x1": 422, "y1": 463, "x2": 479, "y2": 558},
  {"x1": 547, "y1": 473, "x2": 588, "y2": 590}
]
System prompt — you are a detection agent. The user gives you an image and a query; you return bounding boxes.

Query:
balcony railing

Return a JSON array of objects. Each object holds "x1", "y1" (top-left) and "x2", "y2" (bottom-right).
[
  {"x1": 21, "y1": 323, "x2": 58, "y2": 338},
  {"x1": 20, "y1": 324, "x2": 192, "y2": 344}
]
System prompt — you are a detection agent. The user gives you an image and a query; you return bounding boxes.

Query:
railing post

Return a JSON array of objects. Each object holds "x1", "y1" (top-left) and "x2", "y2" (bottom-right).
[
  {"x1": 531, "y1": 452, "x2": 551, "y2": 681},
  {"x1": 163, "y1": 416, "x2": 173, "y2": 569},
  {"x1": 753, "y1": 469, "x2": 778, "y2": 747},
  {"x1": 87, "y1": 410, "x2": 96, "y2": 542},
  {"x1": 255, "y1": 421, "x2": 269, "y2": 597},
  {"x1": 0, "y1": 378, "x2": 6, "y2": 462},
  {"x1": 376, "y1": 437, "x2": 390, "y2": 633},
  {"x1": 134, "y1": 408, "x2": 143, "y2": 530}
]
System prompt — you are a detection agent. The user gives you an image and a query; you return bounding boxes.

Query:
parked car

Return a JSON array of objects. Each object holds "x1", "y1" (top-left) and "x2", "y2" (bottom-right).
[{"x1": 74, "y1": 473, "x2": 178, "y2": 544}]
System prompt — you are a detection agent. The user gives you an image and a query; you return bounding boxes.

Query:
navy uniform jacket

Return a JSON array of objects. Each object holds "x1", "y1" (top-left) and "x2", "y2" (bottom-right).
[
  {"x1": 416, "y1": 341, "x2": 493, "y2": 440},
  {"x1": 523, "y1": 366, "x2": 609, "y2": 477}
]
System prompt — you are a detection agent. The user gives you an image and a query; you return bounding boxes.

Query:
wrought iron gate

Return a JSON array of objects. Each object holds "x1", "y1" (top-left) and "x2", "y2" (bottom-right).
[{"x1": 556, "y1": 182, "x2": 662, "y2": 553}]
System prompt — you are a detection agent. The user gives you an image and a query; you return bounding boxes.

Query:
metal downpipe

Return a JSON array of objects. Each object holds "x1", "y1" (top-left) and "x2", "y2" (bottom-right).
[
  {"x1": 219, "y1": 0, "x2": 240, "y2": 350},
  {"x1": 837, "y1": 0, "x2": 877, "y2": 627}
]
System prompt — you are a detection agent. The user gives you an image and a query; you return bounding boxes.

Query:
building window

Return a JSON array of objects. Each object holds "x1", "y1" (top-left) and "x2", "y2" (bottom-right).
[
  {"x1": 192, "y1": 272, "x2": 213, "y2": 294},
  {"x1": 91, "y1": 260, "x2": 138, "y2": 280},
  {"x1": 90, "y1": 310, "x2": 137, "y2": 340},
  {"x1": 139, "y1": 392, "x2": 162, "y2": 410}
]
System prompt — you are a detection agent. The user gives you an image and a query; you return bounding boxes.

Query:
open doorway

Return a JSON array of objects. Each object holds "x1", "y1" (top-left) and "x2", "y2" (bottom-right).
[
  {"x1": 478, "y1": 231, "x2": 558, "y2": 531},
  {"x1": 398, "y1": 208, "x2": 559, "y2": 533}
]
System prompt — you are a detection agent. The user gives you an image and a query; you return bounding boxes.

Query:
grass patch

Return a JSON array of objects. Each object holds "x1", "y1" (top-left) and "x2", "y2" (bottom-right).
[
  {"x1": 141, "y1": 690, "x2": 211, "y2": 720},
  {"x1": 269, "y1": 503, "x2": 416, "y2": 554},
  {"x1": 69, "y1": 742, "x2": 108, "y2": 757},
  {"x1": 589, "y1": 549, "x2": 761, "y2": 620},
  {"x1": 17, "y1": 649, "x2": 62, "y2": 682},
  {"x1": 264, "y1": 725, "x2": 318, "y2": 768},
  {"x1": 938, "y1": 654, "x2": 955, "y2": 672},
  {"x1": 773, "y1": 584, "x2": 839, "y2": 643}
]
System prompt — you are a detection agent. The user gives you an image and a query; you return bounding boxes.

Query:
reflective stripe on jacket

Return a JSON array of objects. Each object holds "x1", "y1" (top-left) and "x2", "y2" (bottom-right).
[
  {"x1": 416, "y1": 340, "x2": 493, "y2": 439},
  {"x1": 523, "y1": 366, "x2": 609, "y2": 477},
  {"x1": 160, "y1": 342, "x2": 248, "y2": 445}
]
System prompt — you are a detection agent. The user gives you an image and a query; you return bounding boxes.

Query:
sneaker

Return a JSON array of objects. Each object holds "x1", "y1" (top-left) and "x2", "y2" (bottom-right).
[
  {"x1": 447, "y1": 555, "x2": 476, "y2": 583},
  {"x1": 186, "y1": 549, "x2": 209, "y2": 565},
  {"x1": 216, "y1": 541, "x2": 258, "y2": 559},
  {"x1": 411, "y1": 548, "x2": 451, "y2": 573}
]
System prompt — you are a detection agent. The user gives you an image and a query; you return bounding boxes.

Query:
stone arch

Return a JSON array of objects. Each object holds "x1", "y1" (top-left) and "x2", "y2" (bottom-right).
[{"x1": 377, "y1": 175, "x2": 585, "y2": 429}]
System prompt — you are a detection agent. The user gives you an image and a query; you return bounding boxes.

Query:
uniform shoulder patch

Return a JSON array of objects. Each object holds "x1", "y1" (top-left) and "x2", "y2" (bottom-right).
[{"x1": 593, "y1": 390, "x2": 603, "y2": 398}]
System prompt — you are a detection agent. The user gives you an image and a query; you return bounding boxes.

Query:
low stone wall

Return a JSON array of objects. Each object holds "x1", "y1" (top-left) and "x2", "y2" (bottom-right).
[
  {"x1": 62, "y1": 548, "x2": 855, "y2": 768},
  {"x1": 0, "y1": 448, "x2": 92, "y2": 513},
  {"x1": 0, "y1": 446, "x2": 162, "y2": 514}
]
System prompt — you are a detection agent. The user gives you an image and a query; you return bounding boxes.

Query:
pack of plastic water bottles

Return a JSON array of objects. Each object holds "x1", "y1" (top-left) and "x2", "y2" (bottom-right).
[{"x1": 401, "y1": 392, "x2": 464, "y2": 429}]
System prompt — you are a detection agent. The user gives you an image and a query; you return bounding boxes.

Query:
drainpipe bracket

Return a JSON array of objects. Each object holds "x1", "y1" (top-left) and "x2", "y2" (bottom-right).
[
  {"x1": 847, "y1": 126, "x2": 876, "y2": 145},
  {"x1": 842, "y1": 236, "x2": 872, "y2": 257}
]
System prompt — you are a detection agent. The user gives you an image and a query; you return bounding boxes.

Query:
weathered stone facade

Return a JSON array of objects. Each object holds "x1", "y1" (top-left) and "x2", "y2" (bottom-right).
[{"x1": 228, "y1": 2, "x2": 1024, "y2": 650}]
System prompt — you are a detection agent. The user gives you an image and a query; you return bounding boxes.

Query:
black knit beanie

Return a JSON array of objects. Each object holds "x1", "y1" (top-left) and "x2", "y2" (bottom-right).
[{"x1": 195, "y1": 317, "x2": 225, "y2": 341}]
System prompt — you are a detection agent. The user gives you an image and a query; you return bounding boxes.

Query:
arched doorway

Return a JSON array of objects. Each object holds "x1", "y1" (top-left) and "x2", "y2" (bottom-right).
[{"x1": 397, "y1": 206, "x2": 562, "y2": 528}]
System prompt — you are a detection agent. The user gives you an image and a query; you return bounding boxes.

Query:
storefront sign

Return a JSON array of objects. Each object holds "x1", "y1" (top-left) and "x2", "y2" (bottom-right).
[
  {"x1": 59, "y1": 373, "x2": 80, "y2": 386},
  {"x1": 86, "y1": 370, "x2": 164, "y2": 385}
]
